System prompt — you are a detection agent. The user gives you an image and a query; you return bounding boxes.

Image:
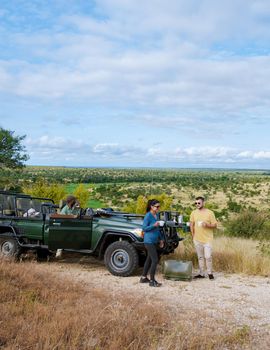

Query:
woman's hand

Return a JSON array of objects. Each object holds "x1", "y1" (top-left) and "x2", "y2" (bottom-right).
[
  {"x1": 159, "y1": 240, "x2": 164, "y2": 248},
  {"x1": 154, "y1": 221, "x2": 160, "y2": 227}
]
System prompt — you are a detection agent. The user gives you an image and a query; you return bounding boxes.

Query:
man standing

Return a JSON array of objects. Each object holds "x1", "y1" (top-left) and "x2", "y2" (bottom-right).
[{"x1": 190, "y1": 196, "x2": 217, "y2": 280}]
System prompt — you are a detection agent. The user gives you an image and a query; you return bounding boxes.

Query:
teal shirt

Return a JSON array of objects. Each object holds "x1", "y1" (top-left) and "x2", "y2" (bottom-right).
[
  {"x1": 60, "y1": 205, "x2": 79, "y2": 215},
  {"x1": 142, "y1": 211, "x2": 163, "y2": 244}
]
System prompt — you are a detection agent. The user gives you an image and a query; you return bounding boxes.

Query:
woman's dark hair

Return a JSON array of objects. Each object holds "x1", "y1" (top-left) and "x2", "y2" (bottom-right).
[
  {"x1": 66, "y1": 195, "x2": 76, "y2": 205},
  {"x1": 146, "y1": 199, "x2": 160, "y2": 212}
]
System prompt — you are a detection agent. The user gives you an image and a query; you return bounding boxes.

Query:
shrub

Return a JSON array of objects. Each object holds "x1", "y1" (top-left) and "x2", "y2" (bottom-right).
[
  {"x1": 224, "y1": 210, "x2": 270, "y2": 240},
  {"x1": 23, "y1": 181, "x2": 66, "y2": 204},
  {"x1": 122, "y1": 193, "x2": 173, "y2": 214},
  {"x1": 258, "y1": 240, "x2": 270, "y2": 257},
  {"x1": 73, "y1": 184, "x2": 90, "y2": 208},
  {"x1": 227, "y1": 200, "x2": 242, "y2": 213}
]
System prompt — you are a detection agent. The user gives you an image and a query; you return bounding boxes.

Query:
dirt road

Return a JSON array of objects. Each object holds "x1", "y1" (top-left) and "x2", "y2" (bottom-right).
[{"x1": 42, "y1": 255, "x2": 270, "y2": 348}]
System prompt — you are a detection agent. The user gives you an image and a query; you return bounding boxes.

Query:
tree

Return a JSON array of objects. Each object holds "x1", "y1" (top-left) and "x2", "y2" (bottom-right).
[
  {"x1": 23, "y1": 181, "x2": 66, "y2": 205},
  {"x1": 0, "y1": 127, "x2": 29, "y2": 169},
  {"x1": 122, "y1": 193, "x2": 173, "y2": 214},
  {"x1": 74, "y1": 184, "x2": 90, "y2": 208}
]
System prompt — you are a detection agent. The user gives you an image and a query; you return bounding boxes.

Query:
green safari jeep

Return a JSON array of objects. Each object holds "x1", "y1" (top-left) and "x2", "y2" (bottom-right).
[{"x1": 0, "y1": 190, "x2": 185, "y2": 276}]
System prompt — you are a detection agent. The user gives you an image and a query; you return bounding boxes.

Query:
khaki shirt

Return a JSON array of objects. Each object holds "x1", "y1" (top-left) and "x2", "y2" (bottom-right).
[{"x1": 190, "y1": 208, "x2": 217, "y2": 243}]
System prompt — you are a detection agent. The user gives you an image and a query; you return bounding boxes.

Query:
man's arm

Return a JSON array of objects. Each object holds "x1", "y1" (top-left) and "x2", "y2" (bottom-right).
[
  {"x1": 202, "y1": 211, "x2": 217, "y2": 228},
  {"x1": 190, "y1": 212, "x2": 195, "y2": 238},
  {"x1": 190, "y1": 221, "x2": 195, "y2": 237},
  {"x1": 202, "y1": 222, "x2": 217, "y2": 229}
]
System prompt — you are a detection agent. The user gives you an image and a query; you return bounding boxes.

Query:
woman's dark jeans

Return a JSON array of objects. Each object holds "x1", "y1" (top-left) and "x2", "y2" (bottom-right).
[{"x1": 143, "y1": 243, "x2": 159, "y2": 281}]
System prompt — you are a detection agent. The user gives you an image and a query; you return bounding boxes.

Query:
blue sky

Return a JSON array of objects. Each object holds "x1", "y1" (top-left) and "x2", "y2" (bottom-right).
[{"x1": 1, "y1": 0, "x2": 270, "y2": 169}]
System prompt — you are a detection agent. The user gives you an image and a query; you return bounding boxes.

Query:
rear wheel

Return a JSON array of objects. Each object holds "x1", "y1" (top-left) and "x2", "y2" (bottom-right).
[
  {"x1": 104, "y1": 240, "x2": 139, "y2": 277},
  {"x1": 0, "y1": 236, "x2": 21, "y2": 260}
]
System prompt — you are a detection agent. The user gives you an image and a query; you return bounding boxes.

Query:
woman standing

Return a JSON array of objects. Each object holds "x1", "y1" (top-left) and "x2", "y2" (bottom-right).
[{"x1": 140, "y1": 199, "x2": 164, "y2": 287}]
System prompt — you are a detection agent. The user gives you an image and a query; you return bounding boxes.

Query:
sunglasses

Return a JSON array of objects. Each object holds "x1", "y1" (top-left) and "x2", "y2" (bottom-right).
[{"x1": 195, "y1": 202, "x2": 202, "y2": 205}]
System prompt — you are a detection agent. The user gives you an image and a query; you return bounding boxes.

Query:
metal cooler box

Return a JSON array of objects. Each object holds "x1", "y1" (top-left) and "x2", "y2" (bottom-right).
[{"x1": 163, "y1": 260, "x2": 193, "y2": 281}]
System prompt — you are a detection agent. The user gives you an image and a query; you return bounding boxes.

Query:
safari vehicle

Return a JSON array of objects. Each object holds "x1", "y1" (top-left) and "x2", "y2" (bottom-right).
[{"x1": 0, "y1": 190, "x2": 185, "y2": 276}]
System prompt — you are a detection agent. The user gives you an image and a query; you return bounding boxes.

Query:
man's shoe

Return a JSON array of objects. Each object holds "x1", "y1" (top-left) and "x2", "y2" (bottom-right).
[
  {"x1": 208, "y1": 274, "x2": 214, "y2": 280},
  {"x1": 140, "y1": 276, "x2": 150, "y2": 283},
  {"x1": 149, "y1": 280, "x2": 162, "y2": 287},
  {"x1": 193, "y1": 274, "x2": 205, "y2": 279}
]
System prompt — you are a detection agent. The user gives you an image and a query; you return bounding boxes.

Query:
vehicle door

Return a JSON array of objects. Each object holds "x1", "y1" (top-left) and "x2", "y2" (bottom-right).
[
  {"x1": 48, "y1": 214, "x2": 92, "y2": 250},
  {"x1": 11, "y1": 216, "x2": 45, "y2": 241}
]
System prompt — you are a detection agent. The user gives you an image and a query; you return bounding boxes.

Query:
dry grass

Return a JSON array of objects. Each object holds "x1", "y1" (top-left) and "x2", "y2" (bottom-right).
[
  {"x1": 0, "y1": 260, "x2": 168, "y2": 350},
  {"x1": 172, "y1": 235, "x2": 270, "y2": 276},
  {"x1": 0, "y1": 260, "x2": 255, "y2": 350}
]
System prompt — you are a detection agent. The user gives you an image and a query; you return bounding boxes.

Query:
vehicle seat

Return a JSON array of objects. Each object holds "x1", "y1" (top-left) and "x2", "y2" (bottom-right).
[
  {"x1": 85, "y1": 208, "x2": 94, "y2": 217},
  {"x1": 3, "y1": 209, "x2": 16, "y2": 216},
  {"x1": 16, "y1": 197, "x2": 32, "y2": 217},
  {"x1": 2, "y1": 195, "x2": 16, "y2": 216},
  {"x1": 30, "y1": 199, "x2": 42, "y2": 213}
]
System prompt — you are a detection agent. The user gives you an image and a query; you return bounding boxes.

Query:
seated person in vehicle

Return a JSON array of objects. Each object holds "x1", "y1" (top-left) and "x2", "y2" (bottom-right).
[{"x1": 60, "y1": 195, "x2": 80, "y2": 215}]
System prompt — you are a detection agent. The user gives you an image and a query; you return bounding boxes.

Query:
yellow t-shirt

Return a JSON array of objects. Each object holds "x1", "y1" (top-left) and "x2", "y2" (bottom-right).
[{"x1": 190, "y1": 208, "x2": 217, "y2": 244}]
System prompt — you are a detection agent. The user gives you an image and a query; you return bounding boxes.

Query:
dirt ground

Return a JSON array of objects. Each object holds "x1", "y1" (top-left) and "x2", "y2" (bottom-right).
[{"x1": 39, "y1": 254, "x2": 270, "y2": 349}]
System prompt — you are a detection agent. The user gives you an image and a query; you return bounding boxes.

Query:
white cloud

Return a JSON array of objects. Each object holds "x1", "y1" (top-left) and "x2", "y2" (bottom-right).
[
  {"x1": 253, "y1": 151, "x2": 270, "y2": 159},
  {"x1": 1, "y1": 1, "x2": 270, "y2": 168},
  {"x1": 237, "y1": 150, "x2": 270, "y2": 160},
  {"x1": 25, "y1": 135, "x2": 86, "y2": 151},
  {"x1": 1, "y1": 1, "x2": 270, "y2": 114},
  {"x1": 236, "y1": 151, "x2": 254, "y2": 158},
  {"x1": 94, "y1": 0, "x2": 270, "y2": 42},
  {"x1": 93, "y1": 143, "x2": 144, "y2": 156},
  {"x1": 2, "y1": 53, "x2": 270, "y2": 128},
  {"x1": 24, "y1": 135, "x2": 270, "y2": 167}
]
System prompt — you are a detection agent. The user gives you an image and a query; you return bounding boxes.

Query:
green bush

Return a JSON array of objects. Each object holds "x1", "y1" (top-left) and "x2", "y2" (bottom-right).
[
  {"x1": 227, "y1": 200, "x2": 242, "y2": 213},
  {"x1": 23, "y1": 181, "x2": 66, "y2": 205},
  {"x1": 224, "y1": 210, "x2": 270, "y2": 240},
  {"x1": 258, "y1": 240, "x2": 270, "y2": 257}
]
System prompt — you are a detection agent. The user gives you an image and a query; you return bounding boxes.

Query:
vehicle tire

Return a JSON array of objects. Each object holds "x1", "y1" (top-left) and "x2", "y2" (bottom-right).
[
  {"x1": 104, "y1": 240, "x2": 139, "y2": 277},
  {"x1": 0, "y1": 236, "x2": 21, "y2": 261}
]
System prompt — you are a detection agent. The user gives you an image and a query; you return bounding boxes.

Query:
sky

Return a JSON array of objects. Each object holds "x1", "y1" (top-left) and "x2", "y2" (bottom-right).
[{"x1": 1, "y1": 0, "x2": 270, "y2": 169}]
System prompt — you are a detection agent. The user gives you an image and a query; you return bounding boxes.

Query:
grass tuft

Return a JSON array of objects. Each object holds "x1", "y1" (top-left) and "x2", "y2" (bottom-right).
[{"x1": 170, "y1": 235, "x2": 270, "y2": 276}]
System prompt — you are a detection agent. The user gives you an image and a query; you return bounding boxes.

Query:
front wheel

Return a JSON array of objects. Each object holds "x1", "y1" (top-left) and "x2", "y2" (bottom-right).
[
  {"x1": 0, "y1": 236, "x2": 21, "y2": 261},
  {"x1": 104, "y1": 241, "x2": 139, "y2": 277}
]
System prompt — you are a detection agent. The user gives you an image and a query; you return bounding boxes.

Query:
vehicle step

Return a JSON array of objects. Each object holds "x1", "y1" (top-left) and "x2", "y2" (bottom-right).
[
  {"x1": 19, "y1": 244, "x2": 48, "y2": 249},
  {"x1": 64, "y1": 249, "x2": 94, "y2": 254}
]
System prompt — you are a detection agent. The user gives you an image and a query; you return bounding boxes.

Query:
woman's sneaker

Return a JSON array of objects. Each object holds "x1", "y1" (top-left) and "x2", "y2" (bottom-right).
[
  {"x1": 139, "y1": 276, "x2": 150, "y2": 283},
  {"x1": 149, "y1": 280, "x2": 162, "y2": 287}
]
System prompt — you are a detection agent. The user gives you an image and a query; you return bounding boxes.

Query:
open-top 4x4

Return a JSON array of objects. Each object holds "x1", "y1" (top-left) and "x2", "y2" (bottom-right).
[{"x1": 0, "y1": 190, "x2": 185, "y2": 276}]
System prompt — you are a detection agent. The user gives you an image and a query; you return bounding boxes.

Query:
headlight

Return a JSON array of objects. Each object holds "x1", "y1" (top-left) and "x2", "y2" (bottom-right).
[{"x1": 131, "y1": 228, "x2": 144, "y2": 238}]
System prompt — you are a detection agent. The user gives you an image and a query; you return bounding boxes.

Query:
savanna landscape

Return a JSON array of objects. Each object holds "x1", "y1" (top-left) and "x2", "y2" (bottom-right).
[
  {"x1": 1, "y1": 1, "x2": 270, "y2": 349},
  {"x1": 1, "y1": 166, "x2": 270, "y2": 349}
]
